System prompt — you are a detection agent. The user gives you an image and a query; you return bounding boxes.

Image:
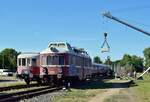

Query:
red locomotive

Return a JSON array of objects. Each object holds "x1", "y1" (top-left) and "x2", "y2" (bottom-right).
[{"x1": 17, "y1": 42, "x2": 111, "y2": 85}]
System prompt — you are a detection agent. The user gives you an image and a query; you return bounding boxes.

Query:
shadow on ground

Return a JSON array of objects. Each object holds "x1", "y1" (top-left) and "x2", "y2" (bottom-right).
[
  {"x1": 0, "y1": 79, "x2": 17, "y2": 82},
  {"x1": 71, "y1": 78, "x2": 137, "y2": 90}
]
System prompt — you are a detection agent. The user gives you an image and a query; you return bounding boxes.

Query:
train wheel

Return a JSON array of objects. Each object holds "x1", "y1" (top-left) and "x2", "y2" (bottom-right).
[
  {"x1": 37, "y1": 79, "x2": 42, "y2": 85},
  {"x1": 24, "y1": 78, "x2": 30, "y2": 85}
]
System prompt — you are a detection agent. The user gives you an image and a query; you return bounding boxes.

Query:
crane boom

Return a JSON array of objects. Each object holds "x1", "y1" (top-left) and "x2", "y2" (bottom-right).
[{"x1": 102, "y1": 12, "x2": 150, "y2": 36}]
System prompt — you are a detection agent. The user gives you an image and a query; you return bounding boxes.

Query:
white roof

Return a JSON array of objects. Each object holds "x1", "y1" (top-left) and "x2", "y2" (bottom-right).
[
  {"x1": 40, "y1": 42, "x2": 73, "y2": 54},
  {"x1": 40, "y1": 48, "x2": 58, "y2": 54},
  {"x1": 40, "y1": 42, "x2": 90, "y2": 58},
  {"x1": 18, "y1": 52, "x2": 39, "y2": 58}
]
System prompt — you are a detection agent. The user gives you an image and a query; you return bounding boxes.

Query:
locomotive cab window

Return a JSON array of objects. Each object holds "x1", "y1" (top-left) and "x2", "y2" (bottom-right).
[{"x1": 58, "y1": 43, "x2": 65, "y2": 48}]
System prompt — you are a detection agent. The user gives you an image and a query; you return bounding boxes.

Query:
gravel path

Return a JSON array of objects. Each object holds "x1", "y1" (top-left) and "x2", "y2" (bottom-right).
[
  {"x1": 89, "y1": 82, "x2": 128, "y2": 102},
  {"x1": 89, "y1": 88, "x2": 121, "y2": 102},
  {"x1": 20, "y1": 90, "x2": 66, "y2": 102}
]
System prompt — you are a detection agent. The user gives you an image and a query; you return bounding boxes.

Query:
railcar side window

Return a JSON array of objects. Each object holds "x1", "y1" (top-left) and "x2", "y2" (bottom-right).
[
  {"x1": 22, "y1": 58, "x2": 26, "y2": 66},
  {"x1": 69, "y1": 55, "x2": 73, "y2": 65},
  {"x1": 27, "y1": 58, "x2": 30, "y2": 66},
  {"x1": 47, "y1": 56, "x2": 59, "y2": 65},
  {"x1": 41, "y1": 56, "x2": 46, "y2": 65},
  {"x1": 53, "y1": 56, "x2": 59, "y2": 65},
  {"x1": 19, "y1": 58, "x2": 21, "y2": 66},
  {"x1": 47, "y1": 56, "x2": 52, "y2": 65},
  {"x1": 59, "y1": 56, "x2": 64, "y2": 65},
  {"x1": 73, "y1": 56, "x2": 76, "y2": 65}
]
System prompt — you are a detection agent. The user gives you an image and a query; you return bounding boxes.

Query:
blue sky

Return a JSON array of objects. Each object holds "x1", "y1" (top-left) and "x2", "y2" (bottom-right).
[{"x1": 0, "y1": 0, "x2": 150, "y2": 61}]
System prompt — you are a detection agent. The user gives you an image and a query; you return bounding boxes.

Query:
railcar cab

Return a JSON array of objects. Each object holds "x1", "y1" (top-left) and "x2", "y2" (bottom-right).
[
  {"x1": 17, "y1": 52, "x2": 40, "y2": 84},
  {"x1": 40, "y1": 42, "x2": 71, "y2": 80}
]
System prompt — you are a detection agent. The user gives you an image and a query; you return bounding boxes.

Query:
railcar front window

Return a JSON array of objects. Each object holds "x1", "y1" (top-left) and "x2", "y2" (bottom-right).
[
  {"x1": 27, "y1": 58, "x2": 30, "y2": 66},
  {"x1": 22, "y1": 58, "x2": 26, "y2": 66},
  {"x1": 32, "y1": 59, "x2": 37, "y2": 66}
]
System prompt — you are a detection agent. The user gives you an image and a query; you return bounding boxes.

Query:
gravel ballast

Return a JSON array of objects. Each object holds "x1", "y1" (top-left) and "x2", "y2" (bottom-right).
[{"x1": 20, "y1": 90, "x2": 66, "y2": 102}]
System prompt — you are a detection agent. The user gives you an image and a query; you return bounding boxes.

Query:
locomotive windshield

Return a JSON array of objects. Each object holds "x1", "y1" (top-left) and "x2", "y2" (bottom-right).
[{"x1": 32, "y1": 59, "x2": 37, "y2": 66}]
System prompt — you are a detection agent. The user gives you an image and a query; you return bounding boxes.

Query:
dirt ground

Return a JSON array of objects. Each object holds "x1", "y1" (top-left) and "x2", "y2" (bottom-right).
[
  {"x1": 89, "y1": 82, "x2": 139, "y2": 102},
  {"x1": 89, "y1": 88, "x2": 120, "y2": 102}
]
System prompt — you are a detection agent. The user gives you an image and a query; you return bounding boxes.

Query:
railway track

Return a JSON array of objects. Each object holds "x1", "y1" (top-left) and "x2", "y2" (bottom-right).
[
  {"x1": 0, "y1": 83, "x2": 44, "y2": 92},
  {"x1": 0, "y1": 86, "x2": 62, "y2": 102}
]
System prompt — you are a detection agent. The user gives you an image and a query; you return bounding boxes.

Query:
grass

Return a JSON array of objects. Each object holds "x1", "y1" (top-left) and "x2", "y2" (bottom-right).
[
  {"x1": 53, "y1": 88, "x2": 106, "y2": 102},
  {"x1": 132, "y1": 74, "x2": 150, "y2": 102},
  {"x1": 104, "y1": 94, "x2": 128, "y2": 102},
  {"x1": 104, "y1": 73, "x2": 150, "y2": 102},
  {"x1": 0, "y1": 76, "x2": 25, "y2": 87},
  {"x1": 0, "y1": 76, "x2": 36, "y2": 87},
  {"x1": 52, "y1": 78, "x2": 128, "y2": 102}
]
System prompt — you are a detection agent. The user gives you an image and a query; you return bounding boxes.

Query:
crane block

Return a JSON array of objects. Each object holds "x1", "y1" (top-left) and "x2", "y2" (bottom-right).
[{"x1": 101, "y1": 32, "x2": 110, "y2": 53}]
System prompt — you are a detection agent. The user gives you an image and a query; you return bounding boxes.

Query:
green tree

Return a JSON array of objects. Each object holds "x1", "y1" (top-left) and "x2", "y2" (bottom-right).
[
  {"x1": 120, "y1": 54, "x2": 132, "y2": 66},
  {"x1": 0, "y1": 54, "x2": 2, "y2": 68},
  {"x1": 93, "y1": 56, "x2": 102, "y2": 64},
  {"x1": 120, "y1": 54, "x2": 143, "y2": 72},
  {"x1": 143, "y1": 47, "x2": 150, "y2": 68},
  {"x1": 131, "y1": 55, "x2": 143, "y2": 72},
  {"x1": 104, "y1": 56, "x2": 112, "y2": 65},
  {"x1": 0, "y1": 48, "x2": 19, "y2": 71}
]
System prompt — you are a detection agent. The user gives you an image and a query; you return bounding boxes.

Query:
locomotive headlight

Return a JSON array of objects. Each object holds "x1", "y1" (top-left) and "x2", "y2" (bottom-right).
[{"x1": 57, "y1": 74, "x2": 62, "y2": 79}]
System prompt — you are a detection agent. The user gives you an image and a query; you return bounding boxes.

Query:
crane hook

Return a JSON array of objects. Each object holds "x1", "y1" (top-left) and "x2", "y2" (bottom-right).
[{"x1": 101, "y1": 32, "x2": 110, "y2": 53}]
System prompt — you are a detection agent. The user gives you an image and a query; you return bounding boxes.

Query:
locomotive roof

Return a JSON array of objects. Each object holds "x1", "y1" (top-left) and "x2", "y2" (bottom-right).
[
  {"x1": 40, "y1": 42, "x2": 90, "y2": 57},
  {"x1": 41, "y1": 42, "x2": 72, "y2": 53},
  {"x1": 18, "y1": 52, "x2": 39, "y2": 58}
]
